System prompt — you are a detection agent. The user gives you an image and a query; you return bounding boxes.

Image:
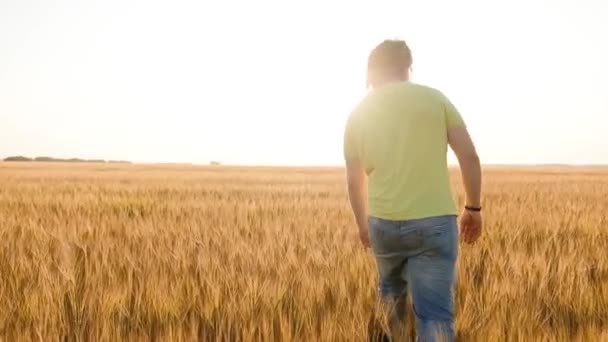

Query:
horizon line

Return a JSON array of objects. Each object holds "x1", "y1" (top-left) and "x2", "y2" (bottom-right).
[{"x1": 2, "y1": 159, "x2": 608, "y2": 169}]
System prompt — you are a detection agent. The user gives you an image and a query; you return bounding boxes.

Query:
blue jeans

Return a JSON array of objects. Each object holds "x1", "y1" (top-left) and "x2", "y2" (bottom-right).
[{"x1": 368, "y1": 215, "x2": 458, "y2": 342}]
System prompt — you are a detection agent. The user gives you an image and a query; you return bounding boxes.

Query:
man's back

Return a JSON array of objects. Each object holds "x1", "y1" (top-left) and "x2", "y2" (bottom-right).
[{"x1": 344, "y1": 81, "x2": 465, "y2": 221}]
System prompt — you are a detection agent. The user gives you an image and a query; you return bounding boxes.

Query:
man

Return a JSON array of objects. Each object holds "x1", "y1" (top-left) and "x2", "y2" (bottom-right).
[{"x1": 343, "y1": 40, "x2": 482, "y2": 341}]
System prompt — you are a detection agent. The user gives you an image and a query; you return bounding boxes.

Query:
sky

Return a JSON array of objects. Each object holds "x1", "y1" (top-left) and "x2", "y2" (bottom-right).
[{"x1": 1, "y1": 0, "x2": 607, "y2": 165}]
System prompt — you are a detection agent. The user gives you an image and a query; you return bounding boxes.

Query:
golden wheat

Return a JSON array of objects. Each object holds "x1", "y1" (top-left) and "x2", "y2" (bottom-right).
[{"x1": 0, "y1": 163, "x2": 606, "y2": 341}]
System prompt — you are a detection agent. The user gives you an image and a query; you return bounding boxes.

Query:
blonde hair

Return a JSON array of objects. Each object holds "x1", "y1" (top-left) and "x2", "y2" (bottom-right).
[{"x1": 367, "y1": 40, "x2": 412, "y2": 88}]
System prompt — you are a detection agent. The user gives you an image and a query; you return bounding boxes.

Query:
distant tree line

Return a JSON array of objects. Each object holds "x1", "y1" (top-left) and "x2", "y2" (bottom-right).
[{"x1": 2, "y1": 156, "x2": 131, "y2": 164}]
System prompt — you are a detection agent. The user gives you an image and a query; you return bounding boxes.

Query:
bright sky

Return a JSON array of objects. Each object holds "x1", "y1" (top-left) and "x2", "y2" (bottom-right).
[{"x1": 1, "y1": 0, "x2": 607, "y2": 165}]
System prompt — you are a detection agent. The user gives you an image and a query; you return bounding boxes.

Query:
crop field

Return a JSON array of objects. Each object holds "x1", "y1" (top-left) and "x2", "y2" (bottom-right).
[{"x1": 0, "y1": 163, "x2": 607, "y2": 341}]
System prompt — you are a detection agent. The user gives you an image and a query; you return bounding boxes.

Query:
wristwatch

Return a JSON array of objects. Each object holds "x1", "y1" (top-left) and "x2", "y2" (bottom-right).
[{"x1": 465, "y1": 205, "x2": 482, "y2": 212}]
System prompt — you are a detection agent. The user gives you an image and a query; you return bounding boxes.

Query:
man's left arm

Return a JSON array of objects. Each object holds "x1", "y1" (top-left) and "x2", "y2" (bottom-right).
[
  {"x1": 346, "y1": 159, "x2": 369, "y2": 247},
  {"x1": 343, "y1": 112, "x2": 369, "y2": 247}
]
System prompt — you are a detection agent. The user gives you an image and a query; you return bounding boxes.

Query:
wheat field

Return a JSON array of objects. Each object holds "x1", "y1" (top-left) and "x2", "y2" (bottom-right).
[{"x1": 0, "y1": 162, "x2": 606, "y2": 341}]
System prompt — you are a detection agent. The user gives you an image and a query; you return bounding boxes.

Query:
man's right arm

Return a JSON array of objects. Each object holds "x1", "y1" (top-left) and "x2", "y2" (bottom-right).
[
  {"x1": 448, "y1": 127, "x2": 481, "y2": 208},
  {"x1": 438, "y1": 89, "x2": 482, "y2": 243}
]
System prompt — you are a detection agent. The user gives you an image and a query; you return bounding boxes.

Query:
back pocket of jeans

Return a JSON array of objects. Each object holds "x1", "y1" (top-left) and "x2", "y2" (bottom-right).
[
  {"x1": 368, "y1": 217, "x2": 401, "y2": 252},
  {"x1": 423, "y1": 219, "x2": 458, "y2": 258}
]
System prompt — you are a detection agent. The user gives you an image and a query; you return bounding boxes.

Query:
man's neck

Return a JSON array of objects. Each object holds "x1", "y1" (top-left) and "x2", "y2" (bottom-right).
[{"x1": 372, "y1": 78, "x2": 409, "y2": 89}]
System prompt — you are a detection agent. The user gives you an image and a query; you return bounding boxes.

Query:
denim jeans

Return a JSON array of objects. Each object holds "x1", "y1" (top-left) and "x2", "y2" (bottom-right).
[{"x1": 368, "y1": 215, "x2": 458, "y2": 342}]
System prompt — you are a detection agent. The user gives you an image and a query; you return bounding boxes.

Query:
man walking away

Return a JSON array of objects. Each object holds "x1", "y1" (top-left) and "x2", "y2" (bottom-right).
[{"x1": 344, "y1": 40, "x2": 483, "y2": 341}]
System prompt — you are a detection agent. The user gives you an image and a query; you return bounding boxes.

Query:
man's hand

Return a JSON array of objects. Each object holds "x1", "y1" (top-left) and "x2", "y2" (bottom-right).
[
  {"x1": 358, "y1": 225, "x2": 370, "y2": 248},
  {"x1": 460, "y1": 210, "x2": 482, "y2": 244}
]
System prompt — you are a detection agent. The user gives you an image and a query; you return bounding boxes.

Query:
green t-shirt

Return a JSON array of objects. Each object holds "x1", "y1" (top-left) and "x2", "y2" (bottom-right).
[{"x1": 344, "y1": 81, "x2": 465, "y2": 221}]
